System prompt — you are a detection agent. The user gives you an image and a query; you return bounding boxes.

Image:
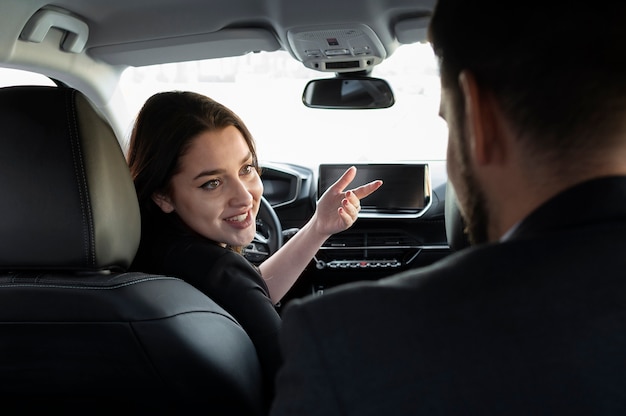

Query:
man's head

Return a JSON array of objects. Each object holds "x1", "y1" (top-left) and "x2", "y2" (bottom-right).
[{"x1": 429, "y1": 1, "x2": 626, "y2": 243}]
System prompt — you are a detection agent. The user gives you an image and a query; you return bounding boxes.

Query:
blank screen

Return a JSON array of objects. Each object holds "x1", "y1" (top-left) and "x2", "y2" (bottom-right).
[{"x1": 318, "y1": 164, "x2": 427, "y2": 213}]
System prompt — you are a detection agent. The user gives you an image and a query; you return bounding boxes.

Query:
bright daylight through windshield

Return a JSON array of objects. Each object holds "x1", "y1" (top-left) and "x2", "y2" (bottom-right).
[{"x1": 119, "y1": 42, "x2": 447, "y2": 171}]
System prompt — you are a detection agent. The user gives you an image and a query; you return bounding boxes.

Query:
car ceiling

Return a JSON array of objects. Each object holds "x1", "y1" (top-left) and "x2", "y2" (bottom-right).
[
  {"x1": 1, "y1": 0, "x2": 435, "y2": 69},
  {"x1": 0, "y1": 0, "x2": 435, "y2": 141}
]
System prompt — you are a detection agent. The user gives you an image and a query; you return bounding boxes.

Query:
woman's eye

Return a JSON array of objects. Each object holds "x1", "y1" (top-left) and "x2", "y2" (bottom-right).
[
  {"x1": 200, "y1": 179, "x2": 221, "y2": 190},
  {"x1": 241, "y1": 164, "x2": 255, "y2": 175}
]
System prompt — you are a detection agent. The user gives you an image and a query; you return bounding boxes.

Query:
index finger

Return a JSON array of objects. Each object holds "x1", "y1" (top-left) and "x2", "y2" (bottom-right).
[
  {"x1": 327, "y1": 166, "x2": 358, "y2": 193},
  {"x1": 350, "y1": 179, "x2": 383, "y2": 200}
]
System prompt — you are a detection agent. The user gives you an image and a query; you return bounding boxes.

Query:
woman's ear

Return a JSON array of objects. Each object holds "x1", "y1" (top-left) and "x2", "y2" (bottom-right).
[
  {"x1": 152, "y1": 191, "x2": 175, "y2": 213},
  {"x1": 458, "y1": 70, "x2": 506, "y2": 166}
]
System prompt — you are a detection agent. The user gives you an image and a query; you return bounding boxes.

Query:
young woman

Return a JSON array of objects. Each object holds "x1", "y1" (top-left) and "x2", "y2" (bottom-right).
[{"x1": 126, "y1": 91, "x2": 382, "y2": 398}]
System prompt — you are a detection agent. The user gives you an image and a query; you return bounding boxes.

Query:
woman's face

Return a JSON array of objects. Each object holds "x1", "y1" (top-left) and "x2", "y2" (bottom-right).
[{"x1": 153, "y1": 125, "x2": 263, "y2": 247}]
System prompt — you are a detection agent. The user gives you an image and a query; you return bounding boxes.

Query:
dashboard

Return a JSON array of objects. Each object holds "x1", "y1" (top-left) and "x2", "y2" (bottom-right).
[{"x1": 258, "y1": 161, "x2": 452, "y2": 307}]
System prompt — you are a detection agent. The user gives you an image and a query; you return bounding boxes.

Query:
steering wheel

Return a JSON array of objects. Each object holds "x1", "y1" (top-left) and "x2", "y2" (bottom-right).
[{"x1": 244, "y1": 196, "x2": 283, "y2": 265}]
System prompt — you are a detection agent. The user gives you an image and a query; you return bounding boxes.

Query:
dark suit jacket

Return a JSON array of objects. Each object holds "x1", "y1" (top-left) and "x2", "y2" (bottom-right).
[{"x1": 270, "y1": 176, "x2": 626, "y2": 415}]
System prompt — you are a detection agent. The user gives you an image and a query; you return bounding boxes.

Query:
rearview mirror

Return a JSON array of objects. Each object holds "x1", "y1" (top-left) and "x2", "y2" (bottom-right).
[{"x1": 302, "y1": 77, "x2": 395, "y2": 109}]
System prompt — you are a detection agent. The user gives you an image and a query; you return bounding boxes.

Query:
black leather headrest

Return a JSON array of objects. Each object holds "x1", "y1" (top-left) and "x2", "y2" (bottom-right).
[
  {"x1": 445, "y1": 181, "x2": 470, "y2": 251},
  {"x1": 0, "y1": 86, "x2": 140, "y2": 270}
]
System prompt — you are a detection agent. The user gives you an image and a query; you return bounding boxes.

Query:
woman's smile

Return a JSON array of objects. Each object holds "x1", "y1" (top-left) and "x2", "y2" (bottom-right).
[
  {"x1": 154, "y1": 125, "x2": 263, "y2": 247},
  {"x1": 224, "y1": 211, "x2": 255, "y2": 229}
]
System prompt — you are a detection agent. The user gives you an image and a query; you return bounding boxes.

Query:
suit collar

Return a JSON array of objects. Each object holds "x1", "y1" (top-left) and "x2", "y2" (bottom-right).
[{"x1": 509, "y1": 176, "x2": 626, "y2": 241}]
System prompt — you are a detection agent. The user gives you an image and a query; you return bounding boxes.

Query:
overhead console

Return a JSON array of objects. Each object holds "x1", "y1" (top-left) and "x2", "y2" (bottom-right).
[
  {"x1": 287, "y1": 24, "x2": 386, "y2": 73},
  {"x1": 318, "y1": 163, "x2": 431, "y2": 218}
]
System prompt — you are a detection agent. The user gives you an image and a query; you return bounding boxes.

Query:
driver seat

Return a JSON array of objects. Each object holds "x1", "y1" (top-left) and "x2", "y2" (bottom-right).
[{"x1": 0, "y1": 86, "x2": 266, "y2": 413}]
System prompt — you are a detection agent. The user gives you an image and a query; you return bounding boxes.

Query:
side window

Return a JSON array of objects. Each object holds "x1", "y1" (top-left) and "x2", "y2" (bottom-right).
[{"x1": 0, "y1": 68, "x2": 57, "y2": 87}]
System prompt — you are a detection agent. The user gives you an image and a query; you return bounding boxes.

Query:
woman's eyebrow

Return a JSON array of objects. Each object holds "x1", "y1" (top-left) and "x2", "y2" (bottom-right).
[
  {"x1": 241, "y1": 151, "x2": 253, "y2": 164},
  {"x1": 193, "y1": 168, "x2": 222, "y2": 181},
  {"x1": 192, "y1": 152, "x2": 253, "y2": 181}
]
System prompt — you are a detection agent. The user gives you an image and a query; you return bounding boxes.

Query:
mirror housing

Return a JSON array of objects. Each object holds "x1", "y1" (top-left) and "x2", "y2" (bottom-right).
[{"x1": 302, "y1": 76, "x2": 395, "y2": 109}]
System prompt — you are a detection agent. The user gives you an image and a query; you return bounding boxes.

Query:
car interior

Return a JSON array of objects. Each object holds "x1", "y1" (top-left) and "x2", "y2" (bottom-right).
[{"x1": 0, "y1": 0, "x2": 461, "y2": 408}]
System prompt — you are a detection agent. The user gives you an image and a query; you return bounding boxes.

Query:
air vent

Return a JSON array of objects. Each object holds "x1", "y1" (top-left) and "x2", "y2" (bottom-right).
[
  {"x1": 325, "y1": 232, "x2": 365, "y2": 248},
  {"x1": 367, "y1": 234, "x2": 419, "y2": 247},
  {"x1": 317, "y1": 231, "x2": 423, "y2": 269},
  {"x1": 323, "y1": 231, "x2": 420, "y2": 249}
]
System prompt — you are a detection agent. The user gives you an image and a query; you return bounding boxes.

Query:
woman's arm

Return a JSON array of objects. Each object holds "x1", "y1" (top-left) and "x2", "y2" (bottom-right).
[{"x1": 259, "y1": 166, "x2": 382, "y2": 303}]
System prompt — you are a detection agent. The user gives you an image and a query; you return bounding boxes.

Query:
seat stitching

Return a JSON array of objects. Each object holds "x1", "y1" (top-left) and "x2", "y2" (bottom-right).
[
  {"x1": 0, "y1": 276, "x2": 183, "y2": 290},
  {"x1": 65, "y1": 90, "x2": 96, "y2": 267}
]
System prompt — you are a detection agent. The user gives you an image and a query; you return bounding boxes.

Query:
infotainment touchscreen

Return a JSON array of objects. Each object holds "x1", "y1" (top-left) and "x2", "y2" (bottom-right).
[{"x1": 318, "y1": 163, "x2": 430, "y2": 214}]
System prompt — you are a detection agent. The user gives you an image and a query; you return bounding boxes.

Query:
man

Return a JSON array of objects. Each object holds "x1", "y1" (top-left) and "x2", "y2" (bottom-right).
[{"x1": 270, "y1": 0, "x2": 626, "y2": 415}]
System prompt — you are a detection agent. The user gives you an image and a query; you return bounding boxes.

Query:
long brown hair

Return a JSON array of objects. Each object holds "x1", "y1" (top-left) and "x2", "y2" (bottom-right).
[{"x1": 127, "y1": 90, "x2": 260, "y2": 253}]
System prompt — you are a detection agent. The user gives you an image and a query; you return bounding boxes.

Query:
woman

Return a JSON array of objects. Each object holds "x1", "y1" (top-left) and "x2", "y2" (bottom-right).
[{"x1": 126, "y1": 91, "x2": 382, "y2": 397}]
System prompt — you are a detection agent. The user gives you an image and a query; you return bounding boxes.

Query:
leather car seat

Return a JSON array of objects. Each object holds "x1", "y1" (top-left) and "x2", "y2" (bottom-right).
[{"x1": 0, "y1": 86, "x2": 266, "y2": 413}]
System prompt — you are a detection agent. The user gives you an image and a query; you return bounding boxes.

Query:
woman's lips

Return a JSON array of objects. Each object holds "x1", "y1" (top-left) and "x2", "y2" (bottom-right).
[{"x1": 224, "y1": 211, "x2": 254, "y2": 229}]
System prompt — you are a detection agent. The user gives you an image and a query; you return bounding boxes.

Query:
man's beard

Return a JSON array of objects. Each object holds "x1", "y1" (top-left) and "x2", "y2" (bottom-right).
[
  {"x1": 458, "y1": 163, "x2": 489, "y2": 245},
  {"x1": 455, "y1": 126, "x2": 489, "y2": 245}
]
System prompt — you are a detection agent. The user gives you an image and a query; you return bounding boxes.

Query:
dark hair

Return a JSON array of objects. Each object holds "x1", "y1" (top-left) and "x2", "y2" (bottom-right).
[
  {"x1": 127, "y1": 91, "x2": 260, "y2": 253},
  {"x1": 429, "y1": 1, "x2": 626, "y2": 163}
]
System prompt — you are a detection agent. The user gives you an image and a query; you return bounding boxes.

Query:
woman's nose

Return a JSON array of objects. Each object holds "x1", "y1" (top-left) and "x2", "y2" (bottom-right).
[{"x1": 229, "y1": 178, "x2": 254, "y2": 206}]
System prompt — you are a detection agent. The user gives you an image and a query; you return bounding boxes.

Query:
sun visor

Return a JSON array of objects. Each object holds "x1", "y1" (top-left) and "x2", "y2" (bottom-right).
[
  {"x1": 394, "y1": 16, "x2": 431, "y2": 44},
  {"x1": 287, "y1": 24, "x2": 386, "y2": 73},
  {"x1": 88, "y1": 28, "x2": 281, "y2": 66}
]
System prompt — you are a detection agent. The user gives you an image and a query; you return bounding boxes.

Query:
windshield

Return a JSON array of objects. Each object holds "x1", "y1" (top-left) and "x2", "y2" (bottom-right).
[{"x1": 119, "y1": 42, "x2": 446, "y2": 171}]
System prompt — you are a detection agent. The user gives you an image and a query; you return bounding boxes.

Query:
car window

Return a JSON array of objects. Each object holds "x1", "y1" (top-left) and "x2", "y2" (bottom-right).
[
  {"x1": 0, "y1": 68, "x2": 56, "y2": 88},
  {"x1": 119, "y1": 42, "x2": 447, "y2": 171}
]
